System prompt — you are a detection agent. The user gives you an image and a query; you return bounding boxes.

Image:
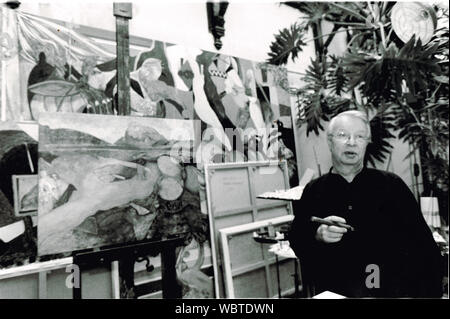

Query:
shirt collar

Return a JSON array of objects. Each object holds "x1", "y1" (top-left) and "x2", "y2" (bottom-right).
[{"x1": 328, "y1": 166, "x2": 368, "y2": 183}]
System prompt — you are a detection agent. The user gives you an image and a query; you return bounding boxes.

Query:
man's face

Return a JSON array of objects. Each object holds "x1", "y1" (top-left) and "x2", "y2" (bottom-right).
[{"x1": 327, "y1": 116, "x2": 370, "y2": 168}]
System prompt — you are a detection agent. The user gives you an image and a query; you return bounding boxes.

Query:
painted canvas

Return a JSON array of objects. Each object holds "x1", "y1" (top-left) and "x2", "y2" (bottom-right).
[
  {"x1": 2, "y1": 8, "x2": 297, "y2": 186},
  {"x1": 12, "y1": 174, "x2": 38, "y2": 216},
  {"x1": 37, "y1": 113, "x2": 204, "y2": 258},
  {"x1": 0, "y1": 8, "x2": 116, "y2": 121},
  {"x1": 0, "y1": 121, "x2": 38, "y2": 268}
]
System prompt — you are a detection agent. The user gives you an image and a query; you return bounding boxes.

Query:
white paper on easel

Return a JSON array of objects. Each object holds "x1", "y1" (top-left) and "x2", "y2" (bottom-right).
[{"x1": 257, "y1": 168, "x2": 316, "y2": 200}]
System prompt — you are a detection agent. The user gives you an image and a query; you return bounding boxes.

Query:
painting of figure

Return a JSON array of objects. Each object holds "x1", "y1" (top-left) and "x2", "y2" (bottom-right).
[{"x1": 37, "y1": 113, "x2": 204, "y2": 257}]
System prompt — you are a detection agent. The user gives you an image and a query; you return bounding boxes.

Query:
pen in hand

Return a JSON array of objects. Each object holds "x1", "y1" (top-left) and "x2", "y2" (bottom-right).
[{"x1": 311, "y1": 216, "x2": 355, "y2": 232}]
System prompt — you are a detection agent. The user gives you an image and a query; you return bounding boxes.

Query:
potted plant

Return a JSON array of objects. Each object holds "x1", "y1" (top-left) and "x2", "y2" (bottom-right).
[{"x1": 267, "y1": 1, "x2": 448, "y2": 224}]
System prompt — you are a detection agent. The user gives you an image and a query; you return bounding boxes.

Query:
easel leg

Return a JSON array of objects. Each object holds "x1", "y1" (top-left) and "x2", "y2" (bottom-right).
[
  {"x1": 161, "y1": 244, "x2": 181, "y2": 299},
  {"x1": 119, "y1": 258, "x2": 136, "y2": 299}
]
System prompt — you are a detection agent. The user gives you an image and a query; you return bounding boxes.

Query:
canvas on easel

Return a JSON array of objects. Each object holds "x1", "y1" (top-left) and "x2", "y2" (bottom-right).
[{"x1": 37, "y1": 112, "x2": 197, "y2": 256}]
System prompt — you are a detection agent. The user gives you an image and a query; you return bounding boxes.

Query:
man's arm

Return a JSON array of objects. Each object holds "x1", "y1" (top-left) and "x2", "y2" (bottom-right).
[
  {"x1": 288, "y1": 183, "x2": 323, "y2": 259},
  {"x1": 288, "y1": 181, "x2": 349, "y2": 257}
]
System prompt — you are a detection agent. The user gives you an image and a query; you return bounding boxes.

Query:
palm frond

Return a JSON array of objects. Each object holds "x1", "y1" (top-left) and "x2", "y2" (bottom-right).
[
  {"x1": 342, "y1": 36, "x2": 443, "y2": 105},
  {"x1": 304, "y1": 57, "x2": 328, "y2": 90},
  {"x1": 303, "y1": 92, "x2": 326, "y2": 136},
  {"x1": 422, "y1": 155, "x2": 449, "y2": 192},
  {"x1": 365, "y1": 112, "x2": 396, "y2": 167},
  {"x1": 297, "y1": 58, "x2": 353, "y2": 136},
  {"x1": 297, "y1": 58, "x2": 329, "y2": 136},
  {"x1": 327, "y1": 55, "x2": 348, "y2": 96},
  {"x1": 268, "y1": 23, "x2": 307, "y2": 65},
  {"x1": 323, "y1": 95, "x2": 351, "y2": 117}
]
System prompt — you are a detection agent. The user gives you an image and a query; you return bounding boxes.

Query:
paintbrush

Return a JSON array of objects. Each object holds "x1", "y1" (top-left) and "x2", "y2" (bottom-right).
[{"x1": 311, "y1": 216, "x2": 355, "y2": 232}]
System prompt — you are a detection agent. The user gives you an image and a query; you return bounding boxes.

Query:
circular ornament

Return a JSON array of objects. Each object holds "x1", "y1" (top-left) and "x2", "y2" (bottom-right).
[{"x1": 391, "y1": 2, "x2": 437, "y2": 45}]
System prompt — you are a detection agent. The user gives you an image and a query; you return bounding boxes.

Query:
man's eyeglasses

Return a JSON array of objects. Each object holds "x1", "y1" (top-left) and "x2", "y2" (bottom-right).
[{"x1": 330, "y1": 131, "x2": 370, "y2": 143}]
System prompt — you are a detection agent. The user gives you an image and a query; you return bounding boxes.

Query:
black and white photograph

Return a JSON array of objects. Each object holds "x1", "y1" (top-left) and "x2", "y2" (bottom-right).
[{"x1": 0, "y1": 0, "x2": 448, "y2": 305}]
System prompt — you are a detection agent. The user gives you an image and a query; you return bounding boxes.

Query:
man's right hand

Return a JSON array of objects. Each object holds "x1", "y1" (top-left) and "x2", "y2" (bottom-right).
[{"x1": 315, "y1": 215, "x2": 348, "y2": 243}]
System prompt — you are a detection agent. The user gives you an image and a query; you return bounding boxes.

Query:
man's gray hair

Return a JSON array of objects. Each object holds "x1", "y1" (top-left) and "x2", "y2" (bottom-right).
[{"x1": 326, "y1": 110, "x2": 372, "y2": 139}]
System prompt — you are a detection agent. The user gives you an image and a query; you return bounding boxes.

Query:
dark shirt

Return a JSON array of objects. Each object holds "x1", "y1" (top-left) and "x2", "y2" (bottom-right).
[{"x1": 288, "y1": 167, "x2": 443, "y2": 298}]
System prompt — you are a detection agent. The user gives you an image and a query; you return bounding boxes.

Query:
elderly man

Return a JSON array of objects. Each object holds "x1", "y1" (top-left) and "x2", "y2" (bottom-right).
[{"x1": 289, "y1": 110, "x2": 443, "y2": 298}]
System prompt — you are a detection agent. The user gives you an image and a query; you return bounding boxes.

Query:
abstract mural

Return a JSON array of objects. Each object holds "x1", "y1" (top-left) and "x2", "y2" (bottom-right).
[
  {"x1": 1, "y1": 8, "x2": 116, "y2": 121},
  {"x1": 1, "y1": 8, "x2": 297, "y2": 184}
]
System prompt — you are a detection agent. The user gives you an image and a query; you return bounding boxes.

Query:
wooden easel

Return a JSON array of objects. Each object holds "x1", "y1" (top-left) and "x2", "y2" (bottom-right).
[
  {"x1": 114, "y1": 3, "x2": 131, "y2": 116},
  {"x1": 72, "y1": 3, "x2": 184, "y2": 299},
  {"x1": 72, "y1": 237, "x2": 185, "y2": 299}
]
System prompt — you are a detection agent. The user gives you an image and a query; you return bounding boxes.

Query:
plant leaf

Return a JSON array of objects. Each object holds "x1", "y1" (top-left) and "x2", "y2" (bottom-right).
[
  {"x1": 327, "y1": 55, "x2": 348, "y2": 96},
  {"x1": 268, "y1": 23, "x2": 307, "y2": 65},
  {"x1": 365, "y1": 112, "x2": 395, "y2": 167}
]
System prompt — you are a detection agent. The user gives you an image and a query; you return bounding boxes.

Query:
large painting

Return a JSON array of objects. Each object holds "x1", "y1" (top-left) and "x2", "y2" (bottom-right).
[
  {"x1": 37, "y1": 113, "x2": 202, "y2": 257},
  {"x1": 2, "y1": 8, "x2": 297, "y2": 184}
]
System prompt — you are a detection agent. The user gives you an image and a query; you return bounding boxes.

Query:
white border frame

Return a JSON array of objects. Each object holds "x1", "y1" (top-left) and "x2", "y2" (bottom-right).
[{"x1": 219, "y1": 214, "x2": 294, "y2": 298}]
